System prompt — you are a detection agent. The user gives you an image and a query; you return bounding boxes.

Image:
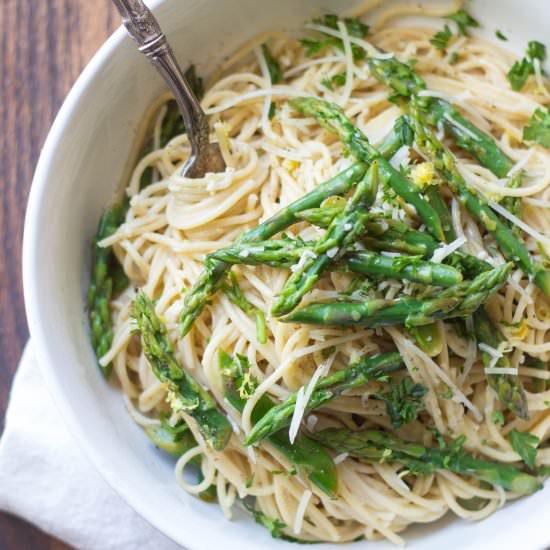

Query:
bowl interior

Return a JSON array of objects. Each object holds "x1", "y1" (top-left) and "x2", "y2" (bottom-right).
[{"x1": 24, "y1": 1, "x2": 550, "y2": 549}]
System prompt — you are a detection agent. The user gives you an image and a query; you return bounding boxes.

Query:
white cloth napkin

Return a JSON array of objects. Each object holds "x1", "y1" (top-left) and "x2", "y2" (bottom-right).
[{"x1": 0, "y1": 342, "x2": 181, "y2": 550}]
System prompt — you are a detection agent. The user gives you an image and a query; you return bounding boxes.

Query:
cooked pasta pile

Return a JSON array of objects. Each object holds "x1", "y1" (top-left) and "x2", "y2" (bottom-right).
[{"x1": 92, "y1": 1, "x2": 550, "y2": 544}]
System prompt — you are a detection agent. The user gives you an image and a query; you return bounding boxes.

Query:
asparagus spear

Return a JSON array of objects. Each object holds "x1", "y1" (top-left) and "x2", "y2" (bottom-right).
[
  {"x1": 221, "y1": 272, "x2": 267, "y2": 344},
  {"x1": 272, "y1": 162, "x2": 383, "y2": 316},
  {"x1": 210, "y1": 237, "x2": 463, "y2": 287},
  {"x1": 179, "y1": 121, "x2": 420, "y2": 335},
  {"x1": 424, "y1": 185, "x2": 456, "y2": 242},
  {"x1": 410, "y1": 99, "x2": 550, "y2": 298},
  {"x1": 219, "y1": 351, "x2": 338, "y2": 497},
  {"x1": 473, "y1": 308, "x2": 528, "y2": 419},
  {"x1": 290, "y1": 97, "x2": 446, "y2": 241},
  {"x1": 179, "y1": 162, "x2": 367, "y2": 336},
  {"x1": 282, "y1": 262, "x2": 512, "y2": 327},
  {"x1": 245, "y1": 352, "x2": 404, "y2": 446},
  {"x1": 88, "y1": 206, "x2": 128, "y2": 378},
  {"x1": 302, "y1": 207, "x2": 492, "y2": 278},
  {"x1": 377, "y1": 115, "x2": 414, "y2": 158},
  {"x1": 408, "y1": 324, "x2": 443, "y2": 356},
  {"x1": 313, "y1": 428, "x2": 542, "y2": 495},
  {"x1": 344, "y1": 250, "x2": 463, "y2": 286},
  {"x1": 366, "y1": 56, "x2": 515, "y2": 178},
  {"x1": 130, "y1": 293, "x2": 232, "y2": 451}
]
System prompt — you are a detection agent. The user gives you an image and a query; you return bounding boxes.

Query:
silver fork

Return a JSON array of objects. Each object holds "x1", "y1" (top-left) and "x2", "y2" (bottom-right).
[{"x1": 112, "y1": 0, "x2": 225, "y2": 178}]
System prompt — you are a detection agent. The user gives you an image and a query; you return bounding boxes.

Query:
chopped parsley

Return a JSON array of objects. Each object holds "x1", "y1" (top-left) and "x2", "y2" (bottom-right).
[
  {"x1": 321, "y1": 71, "x2": 347, "y2": 90},
  {"x1": 268, "y1": 102, "x2": 277, "y2": 120},
  {"x1": 313, "y1": 13, "x2": 369, "y2": 38},
  {"x1": 509, "y1": 428, "x2": 539, "y2": 469},
  {"x1": 496, "y1": 30, "x2": 508, "y2": 41},
  {"x1": 261, "y1": 44, "x2": 283, "y2": 84},
  {"x1": 523, "y1": 106, "x2": 550, "y2": 148},
  {"x1": 438, "y1": 383, "x2": 453, "y2": 400},
  {"x1": 430, "y1": 24, "x2": 453, "y2": 50},
  {"x1": 508, "y1": 58, "x2": 534, "y2": 91},
  {"x1": 445, "y1": 9, "x2": 480, "y2": 36},
  {"x1": 430, "y1": 11, "x2": 478, "y2": 60},
  {"x1": 507, "y1": 40, "x2": 547, "y2": 91},
  {"x1": 376, "y1": 377, "x2": 428, "y2": 428},
  {"x1": 528, "y1": 40, "x2": 547, "y2": 61},
  {"x1": 243, "y1": 502, "x2": 311, "y2": 543},
  {"x1": 491, "y1": 410, "x2": 505, "y2": 426},
  {"x1": 301, "y1": 14, "x2": 369, "y2": 61}
]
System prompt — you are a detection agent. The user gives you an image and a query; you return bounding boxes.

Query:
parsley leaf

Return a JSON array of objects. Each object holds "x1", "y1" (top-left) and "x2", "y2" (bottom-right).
[
  {"x1": 301, "y1": 14, "x2": 368, "y2": 61},
  {"x1": 508, "y1": 58, "x2": 534, "y2": 91},
  {"x1": 321, "y1": 72, "x2": 346, "y2": 90},
  {"x1": 496, "y1": 30, "x2": 508, "y2": 41},
  {"x1": 430, "y1": 24, "x2": 453, "y2": 49},
  {"x1": 261, "y1": 44, "x2": 283, "y2": 84},
  {"x1": 527, "y1": 40, "x2": 547, "y2": 62},
  {"x1": 507, "y1": 40, "x2": 548, "y2": 91},
  {"x1": 445, "y1": 10, "x2": 480, "y2": 36},
  {"x1": 313, "y1": 14, "x2": 369, "y2": 38},
  {"x1": 268, "y1": 102, "x2": 277, "y2": 120},
  {"x1": 509, "y1": 428, "x2": 539, "y2": 469},
  {"x1": 377, "y1": 378, "x2": 428, "y2": 428},
  {"x1": 523, "y1": 106, "x2": 550, "y2": 147},
  {"x1": 491, "y1": 410, "x2": 505, "y2": 426},
  {"x1": 243, "y1": 503, "x2": 310, "y2": 543}
]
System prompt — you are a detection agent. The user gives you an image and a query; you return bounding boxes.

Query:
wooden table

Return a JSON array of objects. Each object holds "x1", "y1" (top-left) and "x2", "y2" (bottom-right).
[{"x1": 0, "y1": 1, "x2": 118, "y2": 547}]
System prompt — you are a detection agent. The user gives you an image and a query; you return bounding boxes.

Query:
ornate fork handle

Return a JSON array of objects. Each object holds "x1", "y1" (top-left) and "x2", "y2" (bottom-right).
[{"x1": 112, "y1": 0, "x2": 223, "y2": 177}]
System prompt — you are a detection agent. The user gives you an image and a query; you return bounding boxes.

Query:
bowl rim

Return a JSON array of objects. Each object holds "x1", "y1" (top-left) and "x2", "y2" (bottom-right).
[
  {"x1": 21, "y1": 0, "x2": 188, "y2": 546},
  {"x1": 22, "y1": 2, "x2": 550, "y2": 548}
]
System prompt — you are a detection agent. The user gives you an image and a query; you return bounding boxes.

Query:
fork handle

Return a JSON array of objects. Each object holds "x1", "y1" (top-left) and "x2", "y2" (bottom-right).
[{"x1": 111, "y1": 0, "x2": 209, "y2": 157}]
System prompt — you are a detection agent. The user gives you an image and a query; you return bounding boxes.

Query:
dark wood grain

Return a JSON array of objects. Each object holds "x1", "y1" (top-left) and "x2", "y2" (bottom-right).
[{"x1": 0, "y1": 1, "x2": 118, "y2": 547}]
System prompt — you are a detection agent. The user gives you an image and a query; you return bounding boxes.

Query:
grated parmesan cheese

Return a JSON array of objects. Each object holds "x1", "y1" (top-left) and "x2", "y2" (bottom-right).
[
  {"x1": 293, "y1": 490, "x2": 312, "y2": 534},
  {"x1": 288, "y1": 355, "x2": 335, "y2": 444},
  {"x1": 306, "y1": 414, "x2": 318, "y2": 432},
  {"x1": 478, "y1": 342, "x2": 502, "y2": 359},
  {"x1": 507, "y1": 148, "x2": 534, "y2": 176},
  {"x1": 326, "y1": 247, "x2": 339, "y2": 258},
  {"x1": 430, "y1": 235, "x2": 466, "y2": 263},
  {"x1": 389, "y1": 145, "x2": 411, "y2": 170},
  {"x1": 485, "y1": 367, "x2": 519, "y2": 376},
  {"x1": 290, "y1": 249, "x2": 317, "y2": 273},
  {"x1": 489, "y1": 200, "x2": 550, "y2": 246},
  {"x1": 334, "y1": 452, "x2": 349, "y2": 465}
]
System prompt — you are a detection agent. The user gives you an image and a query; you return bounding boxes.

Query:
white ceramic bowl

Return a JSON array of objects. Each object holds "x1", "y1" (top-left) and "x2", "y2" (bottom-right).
[{"x1": 23, "y1": 1, "x2": 550, "y2": 548}]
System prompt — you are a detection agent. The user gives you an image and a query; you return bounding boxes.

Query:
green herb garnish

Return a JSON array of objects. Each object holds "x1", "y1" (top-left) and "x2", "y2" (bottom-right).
[
  {"x1": 445, "y1": 9, "x2": 480, "y2": 36},
  {"x1": 496, "y1": 30, "x2": 508, "y2": 41},
  {"x1": 507, "y1": 40, "x2": 547, "y2": 91},
  {"x1": 509, "y1": 428, "x2": 540, "y2": 469},
  {"x1": 261, "y1": 44, "x2": 283, "y2": 84},
  {"x1": 376, "y1": 377, "x2": 428, "y2": 428},
  {"x1": 523, "y1": 106, "x2": 550, "y2": 148},
  {"x1": 430, "y1": 24, "x2": 453, "y2": 50}
]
